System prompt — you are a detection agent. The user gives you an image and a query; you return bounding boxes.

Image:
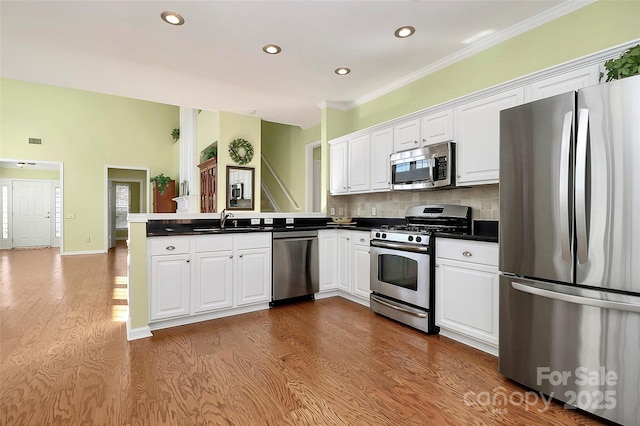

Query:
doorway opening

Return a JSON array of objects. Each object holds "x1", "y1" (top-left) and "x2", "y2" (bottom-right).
[
  {"x1": 305, "y1": 140, "x2": 322, "y2": 213},
  {"x1": 105, "y1": 167, "x2": 148, "y2": 250}
]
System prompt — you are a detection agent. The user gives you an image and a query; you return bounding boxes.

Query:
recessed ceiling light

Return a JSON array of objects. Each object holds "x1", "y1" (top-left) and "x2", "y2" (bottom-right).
[
  {"x1": 335, "y1": 67, "x2": 351, "y2": 76},
  {"x1": 263, "y1": 44, "x2": 281, "y2": 54},
  {"x1": 394, "y1": 26, "x2": 415, "y2": 38},
  {"x1": 161, "y1": 11, "x2": 184, "y2": 26}
]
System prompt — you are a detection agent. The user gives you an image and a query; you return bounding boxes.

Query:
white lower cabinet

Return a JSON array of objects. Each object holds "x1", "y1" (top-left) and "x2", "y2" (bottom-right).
[
  {"x1": 235, "y1": 243, "x2": 271, "y2": 306},
  {"x1": 149, "y1": 233, "x2": 271, "y2": 325},
  {"x1": 150, "y1": 252, "x2": 191, "y2": 321},
  {"x1": 436, "y1": 238, "x2": 499, "y2": 355},
  {"x1": 318, "y1": 230, "x2": 338, "y2": 291},
  {"x1": 351, "y1": 234, "x2": 371, "y2": 299},
  {"x1": 337, "y1": 232, "x2": 351, "y2": 292},
  {"x1": 318, "y1": 230, "x2": 370, "y2": 305}
]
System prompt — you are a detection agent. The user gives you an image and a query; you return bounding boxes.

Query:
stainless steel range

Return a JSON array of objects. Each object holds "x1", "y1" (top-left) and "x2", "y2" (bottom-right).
[{"x1": 370, "y1": 204, "x2": 471, "y2": 334}]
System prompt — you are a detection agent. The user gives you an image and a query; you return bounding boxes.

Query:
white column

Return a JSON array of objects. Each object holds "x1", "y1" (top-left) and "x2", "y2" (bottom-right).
[{"x1": 174, "y1": 107, "x2": 200, "y2": 213}]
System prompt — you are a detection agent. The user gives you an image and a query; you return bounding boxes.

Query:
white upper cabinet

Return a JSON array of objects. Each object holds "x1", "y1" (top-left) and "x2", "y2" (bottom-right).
[
  {"x1": 421, "y1": 109, "x2": 454, "y2": 146},
  {"x1": 348, "y1": 134, "x2": 371, "y2": 193},
  {"x1": 456, "y1": 87, "x2": 524, "y2": 185},
  {"x1": 370, "y1": 127, "x2": 393, "y2": 191},
  {"x1": 526, "y1": 64, "x2": 600, "y2": 102},
  {"x1": 393, "y1": 119, "x2": 421, "y2": 152},
  {"x1": 329, "y1": 140, "x2": 348, "y2": 194}
]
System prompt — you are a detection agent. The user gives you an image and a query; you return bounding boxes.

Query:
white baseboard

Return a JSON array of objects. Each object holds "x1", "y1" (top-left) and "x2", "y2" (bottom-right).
[
  {"x1": 149, "y1": 303, "x2": 270, "y2": 332},
  {"x1": 314, "y1": 290, "x2": 339, "y2": 300},
  {"x1": 61, "y1": 249, "x2": 106, "y2": 256},
  {"x1": 127, "y1": 320, "x2": 153, "y2": 341},
  {"x1": 336, "y1": 291, "x2": 370, "y2": 308},
  {"x1": 438, "y1": 328, "x2": 498, "y2": 357}
]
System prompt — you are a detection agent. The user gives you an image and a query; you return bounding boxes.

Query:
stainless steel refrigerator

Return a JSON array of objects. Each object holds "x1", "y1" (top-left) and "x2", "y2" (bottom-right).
[{"x1": 499, "y1": 75, "x2": 640, "y2": 425}]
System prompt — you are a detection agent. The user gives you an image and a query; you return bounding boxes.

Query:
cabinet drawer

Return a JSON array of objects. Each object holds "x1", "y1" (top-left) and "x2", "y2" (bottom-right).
[
  {"x1": 235, "y1": 232, "x2": 271, "y2": 249},
  {"x1": 351, "y1": 232, "x2": 371, "y2": 247},
  {"x1": 149, "y1": 238, "x2": 190, "y2": 255},
  {"x1": 437, "y1": 239, "x2": 497, "y2": 266},
  {"x1": 194, "y1": 235, "x2": 233, "y2": 252}
]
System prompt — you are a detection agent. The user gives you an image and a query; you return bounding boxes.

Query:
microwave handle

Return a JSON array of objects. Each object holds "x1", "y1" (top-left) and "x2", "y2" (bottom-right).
[{"x1": 428, "y1": 158, "x2": 435, "y2": 186}]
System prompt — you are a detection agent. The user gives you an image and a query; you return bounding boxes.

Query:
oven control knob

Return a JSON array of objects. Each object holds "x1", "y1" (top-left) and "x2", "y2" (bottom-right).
[
  {"x1": 382, "y1": 233, "x2": 387, "y2": 239},
  {"x1": 408, "y1": 236, "x2": 414, "y2": 242},
  {"x1": 375, "y1": 232, "x2": 380, "y2": 238},
  {"x1": 416, "y1": 236, "x2": 422, "y2": 243}
]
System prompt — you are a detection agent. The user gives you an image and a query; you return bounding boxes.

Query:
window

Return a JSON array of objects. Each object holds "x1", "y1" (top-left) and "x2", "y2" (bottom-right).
[
  {"x1": 54, "y1": 187, "x2": 61, "y2": 238},
  {"x1": 1, "y1": 185, "x2": 8, "y2": 239},
  {"x1": 115, "y1": 184, "x2": 130, "y2": 229}
]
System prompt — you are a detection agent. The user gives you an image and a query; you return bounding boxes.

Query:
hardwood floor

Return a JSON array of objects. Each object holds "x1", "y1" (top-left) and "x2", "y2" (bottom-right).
[{"x1": 1, "y1": 243, "x2": 609, "y2": 425}]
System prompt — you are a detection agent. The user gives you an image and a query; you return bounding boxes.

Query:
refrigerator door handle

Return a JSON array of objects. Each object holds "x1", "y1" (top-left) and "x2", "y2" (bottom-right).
[
  {"x1": 511, "y1": 281, "x2": 640, "y2": 314},
  {"x1": 559, "y1": 111, "x2": 573, "y2": 262},
  {"x1": 575, "y1": 108, "x2": 589, "y2": 264}
]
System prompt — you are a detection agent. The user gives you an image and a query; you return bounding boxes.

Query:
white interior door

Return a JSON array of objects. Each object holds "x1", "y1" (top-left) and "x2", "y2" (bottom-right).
[{"x1": 12, "y1": 180, "x2": 52, "y2": 247}]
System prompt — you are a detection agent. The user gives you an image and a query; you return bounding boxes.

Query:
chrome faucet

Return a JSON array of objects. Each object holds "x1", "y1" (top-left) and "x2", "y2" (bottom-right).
[{"x1": 220, "y1": 208, "x2": 234, "y2": 228}]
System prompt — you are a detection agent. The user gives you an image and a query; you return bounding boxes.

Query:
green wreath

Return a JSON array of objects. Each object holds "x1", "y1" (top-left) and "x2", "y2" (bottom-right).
[{"x1": 229, "y1": 138, "x2": 254, "y2": 165}]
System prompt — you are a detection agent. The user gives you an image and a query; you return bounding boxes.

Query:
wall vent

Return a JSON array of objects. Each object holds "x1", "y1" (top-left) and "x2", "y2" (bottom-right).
[{"x1": 28, "y1": 137, "x2": 43, "y2": 145}]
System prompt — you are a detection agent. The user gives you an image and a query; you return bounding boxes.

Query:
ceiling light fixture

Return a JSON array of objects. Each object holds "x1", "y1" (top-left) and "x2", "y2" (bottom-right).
[
  {"x1": 394, "y1": 26, "x2": 415, "y2": 38},
  {"x1": 335, "y1": 67, "x2": 351, "y2": 76},
  {"x1": 161, "y1": 11, "x2": 184, "y2": 26},
  {"x1": 262, "y1": 44, "x2": 281, "y2": 55}
]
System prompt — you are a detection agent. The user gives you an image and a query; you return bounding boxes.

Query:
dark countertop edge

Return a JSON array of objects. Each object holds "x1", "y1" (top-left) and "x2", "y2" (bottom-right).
[
  {"x1": 146, "y1": 225, "x2": 376, "y2": 237},
  {"x1": 435, "y1": 232, "x2": 498, "y2": 243}
]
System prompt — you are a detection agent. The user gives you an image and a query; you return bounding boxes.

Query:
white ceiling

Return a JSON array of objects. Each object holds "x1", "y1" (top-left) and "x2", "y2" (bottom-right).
[{"x1": 1, "y1": 0, "x2": 584, "y2": 129}]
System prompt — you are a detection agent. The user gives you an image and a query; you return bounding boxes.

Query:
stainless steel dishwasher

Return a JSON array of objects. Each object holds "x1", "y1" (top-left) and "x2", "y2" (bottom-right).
[{"x1": 271, "y1": 230, "x2": 319, "y2": 304}]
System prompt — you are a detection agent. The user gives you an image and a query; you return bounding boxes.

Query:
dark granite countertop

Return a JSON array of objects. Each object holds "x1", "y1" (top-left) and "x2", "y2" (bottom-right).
[
  {"x1": 146, "y1": 217, "x2": 498, "y2": 242},
  {"x1": 146, "y1": 217, "x2": 404, "y2": 237}
]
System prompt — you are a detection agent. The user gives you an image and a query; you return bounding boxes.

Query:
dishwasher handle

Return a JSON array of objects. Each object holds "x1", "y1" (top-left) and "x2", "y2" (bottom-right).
[{"x1": 273, "y1": 230, "x2": 318, "y2": 239}]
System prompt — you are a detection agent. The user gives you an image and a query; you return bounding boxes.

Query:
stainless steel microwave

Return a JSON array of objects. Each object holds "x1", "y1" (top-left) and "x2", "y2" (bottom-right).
[{"x1": 390, "y1": 142, "x2": 455, "y2": 190}]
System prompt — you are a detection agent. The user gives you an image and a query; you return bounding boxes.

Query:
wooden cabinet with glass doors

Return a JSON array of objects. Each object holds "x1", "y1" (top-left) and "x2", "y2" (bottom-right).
[{"x1": 199, "y1": 157, "x2": 217, "y2": 213}]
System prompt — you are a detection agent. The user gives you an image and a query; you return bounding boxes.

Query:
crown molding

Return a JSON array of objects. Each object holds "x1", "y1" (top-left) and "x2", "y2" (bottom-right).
[
  {"x1": 354, "y1": 0, "x2": 596, "y2": 107},
  {"x1": 316, "y1": 100, "x2": 353, "y2": 111}
]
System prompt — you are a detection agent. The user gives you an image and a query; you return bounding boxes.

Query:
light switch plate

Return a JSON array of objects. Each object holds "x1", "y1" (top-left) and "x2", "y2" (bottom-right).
[
  {"x1": 371, "y1": 207, "x2": 377, "y2": 216},
  {"x1": 66, "y1": 213, "x2": 75, "y2": 219},
  {"x1": 251, "y1": 218, "x2": 260, "y2": 225},
  {"x1": 264, "y1": 218, "x2": 274, "y2": 225},
  {"x1": 330, "y1": 207, "x2": 335, "y2": 215}
]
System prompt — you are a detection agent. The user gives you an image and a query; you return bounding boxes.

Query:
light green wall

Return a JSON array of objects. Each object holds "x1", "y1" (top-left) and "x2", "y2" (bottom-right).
[
  {"x1": 217, "y1": 111, "x2": 261, "y2": 212},
  {"x1": 0, "y1": 167, "x2": 60, "y2": 180},
  {"x1": 0, "y1": 79, "x2": 179, "y2": 252},
  {"x1": 339, "y1": 0, "x2": 640, "y2": 134},
  {"x1": 261, "y1": 121, "x2": 305, "y2": 211}
]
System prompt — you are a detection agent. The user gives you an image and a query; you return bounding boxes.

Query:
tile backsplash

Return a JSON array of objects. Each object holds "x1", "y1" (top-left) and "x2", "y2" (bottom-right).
[{"x1": 328, "y1": 184, "x2": 499, "y2": 221}]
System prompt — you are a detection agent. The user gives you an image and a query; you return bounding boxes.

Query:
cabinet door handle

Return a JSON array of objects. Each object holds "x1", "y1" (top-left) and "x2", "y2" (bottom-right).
[
  {"x1": 186, "y1": 259, "x2": 190, "y2": 263},
  {"x1": 414, "y1": 140, "x2": 418, "y2": 144},
  {"x1": 239, "y1": 254, "x2": 243, "y2": 258},
  {"x1": 462, "y1": 251, "x2": 472, "y2": 257},
  {"x1": 230, "y1": 255, "x2": 233, "y2": 259},
  {"x1": 435, "y1": 263, "x2": 440, "y2": 267},
  {"x1": 360, "y1": 238, "x2": 365, "y2": 243},
  {"x1": 166, "y1": 245, "x2": 176, "y2": 251}
]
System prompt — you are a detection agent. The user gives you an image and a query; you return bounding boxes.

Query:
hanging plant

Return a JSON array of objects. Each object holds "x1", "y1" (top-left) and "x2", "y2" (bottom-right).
[
  {"x1": 228, "y1": 138, "x2": 254, "y2": 165},
  {"x1": 600, "y1": 44, "x2": 640, "y2": 82},
  {"x1": 150, "y1": 173, "x2": 172, "y2": 194},
  {"x1": 171, "y1": 127, "x2": 180, "y2": 141}
]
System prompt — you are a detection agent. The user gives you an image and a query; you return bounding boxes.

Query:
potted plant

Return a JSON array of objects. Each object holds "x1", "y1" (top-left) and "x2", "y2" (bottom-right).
[
  {"x1": 150, "y1": 173, "x2": 172, "y2": 194},
  {"x1": 600, "y1": 44, "x2": 640, "y2": 82},
  {"x1": 171, "y1": 127, "x2": 180, "y2": 142}
]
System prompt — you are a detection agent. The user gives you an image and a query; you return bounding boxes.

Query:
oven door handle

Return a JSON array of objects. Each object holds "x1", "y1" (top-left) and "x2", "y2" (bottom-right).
[
  {"x1": 371, "y1": 294, "x2": 428, "y2": 318},
  {"x1": 370, "y1": 240, "x2": 430, "y2": 253}
]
